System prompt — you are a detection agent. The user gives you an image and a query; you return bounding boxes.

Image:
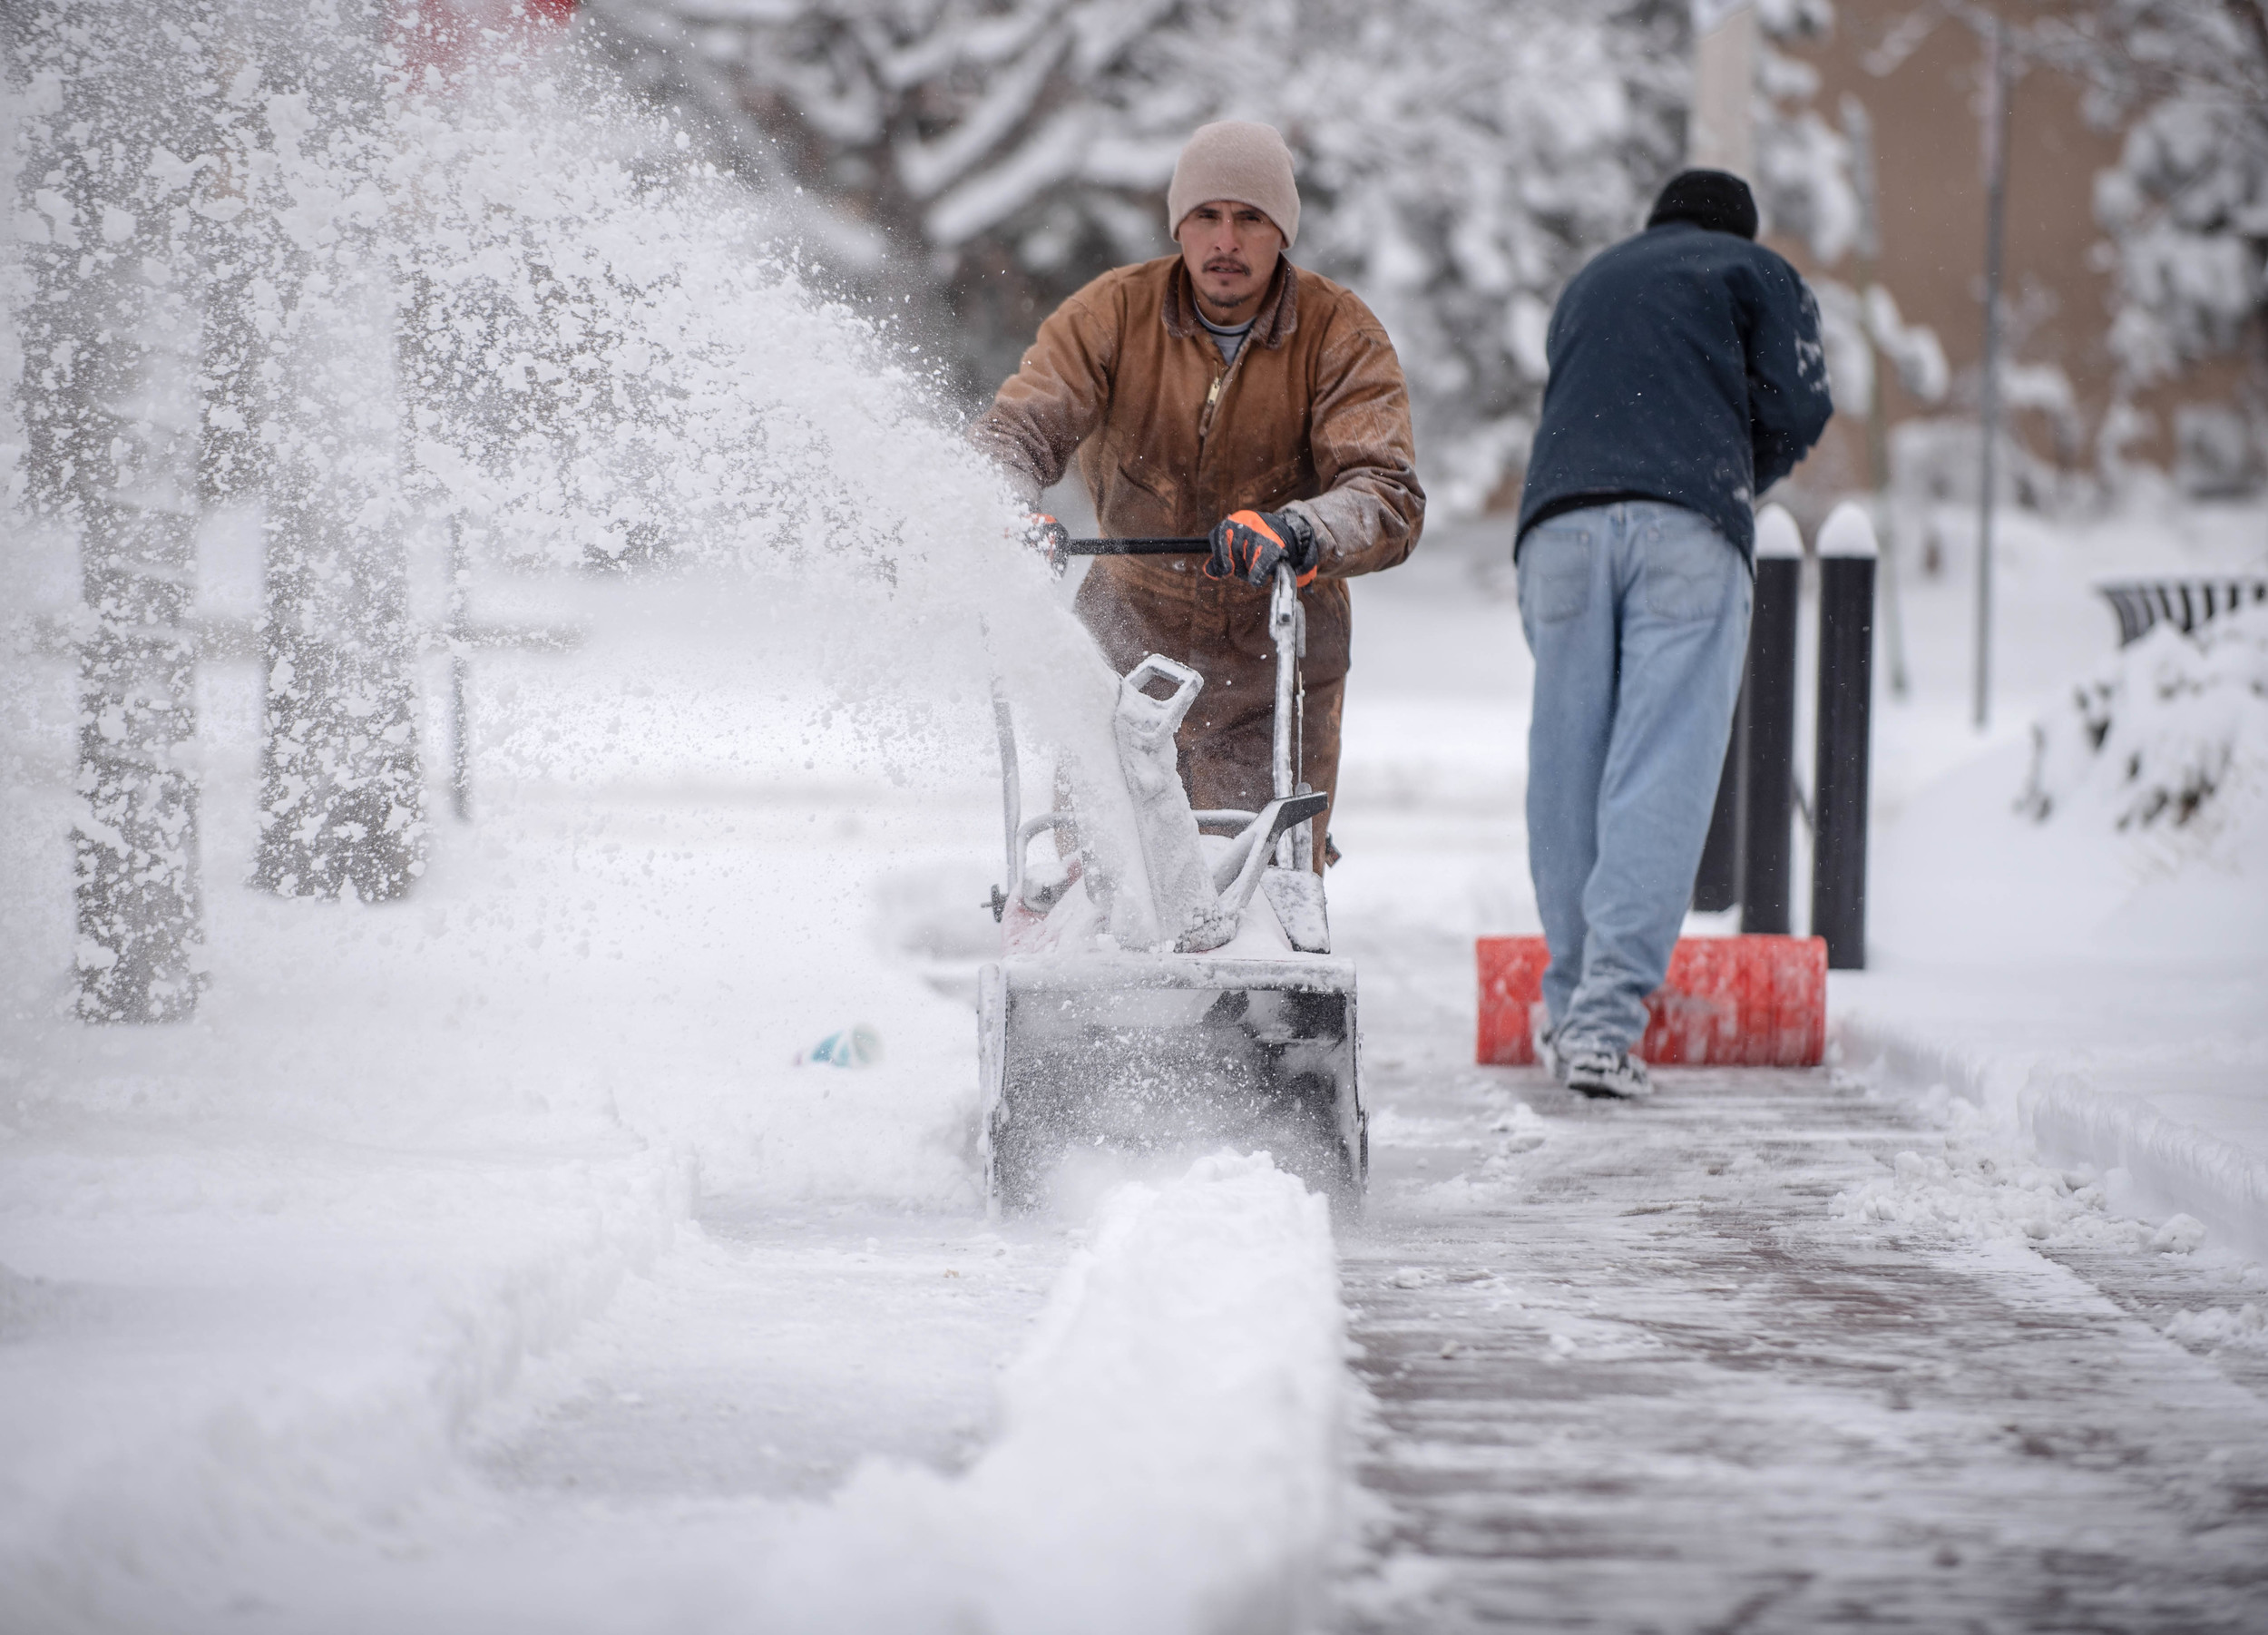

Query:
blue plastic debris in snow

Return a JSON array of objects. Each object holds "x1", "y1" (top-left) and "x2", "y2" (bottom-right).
[{"x1": 797, "y1": 1024, "x2": 883, "y2": 1068}]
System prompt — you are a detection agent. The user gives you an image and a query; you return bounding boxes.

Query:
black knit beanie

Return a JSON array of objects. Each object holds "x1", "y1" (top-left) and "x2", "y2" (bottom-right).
[{"x1": 1647, "y1": 170, "x2": 1759, "y2": 240}]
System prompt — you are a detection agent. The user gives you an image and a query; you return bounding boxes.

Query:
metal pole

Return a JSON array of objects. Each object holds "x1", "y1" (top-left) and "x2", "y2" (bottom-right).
[
  {"x1": 1694, "y1": 722, "x2": 1743, "y2": 912},
  {"x1": 1843, "y1": 93, "x2": 1910, "y2": 700},
  {"x1": 1973, "y1": 17, "x2": 2010, "y2": 731},
  {"x1": 1740, "y1": 516, "x2": 1802, "y2": 935},
  {"x1": 991, "y1": 693, "x2": 1021, "y2": 918},
  {"x1": 447, "y1": 517, "x2": 474, "y2": 822},
  {"x1": 1811, "y1": 504, "x2": 1876, "y2": 969},
  {"x1": 1269, "y1": 563, "x2": 1300, "y2": 866}
]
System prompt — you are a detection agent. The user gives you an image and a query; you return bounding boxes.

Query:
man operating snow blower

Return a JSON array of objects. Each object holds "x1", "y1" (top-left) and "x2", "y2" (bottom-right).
[
  {"x1": 1515, "y1": 169, "x2": 1833, "y2": 1101},
  {"x1": 965, "y1": 121, "x2": 1416, "y2": 1214},
  {"x1": 973, "y1": 119, "x2": 1424, "y2": 871}
]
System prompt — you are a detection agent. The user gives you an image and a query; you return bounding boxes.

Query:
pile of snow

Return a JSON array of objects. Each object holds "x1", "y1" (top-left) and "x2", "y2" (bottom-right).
[
  {"x1": 795, "y1": 1152, "x2": 1347, "y2": 1635},
  {"x1": 2019, "y1": 602, "x2": 2268, "y2": 842},
  {"x1": 1832, "y1": 1090, "x2": 2209, "y2": 1253},
  {"x1": 1865, "y1": 550, "x2": 2268, "y2": 965},
  {"x1": 1849, "y1": 543, "x2": 2268, "y2": 1264},
  {"x1": 2164, "y1": 1302, "x2": 2268, "y2": 1356},
  {"x1": 220, "y1": 1154, "x2": 1348, "y2": 1635}
]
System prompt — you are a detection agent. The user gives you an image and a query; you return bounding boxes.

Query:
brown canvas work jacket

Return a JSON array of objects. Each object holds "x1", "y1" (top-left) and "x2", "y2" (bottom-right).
[{"x1": 973, "y1": 255, "x2": 1424, "y2": 825}]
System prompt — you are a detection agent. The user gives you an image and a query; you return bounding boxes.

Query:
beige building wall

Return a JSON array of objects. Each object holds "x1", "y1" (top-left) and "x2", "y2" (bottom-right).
[{"x1": 1768, "y1": 1, "x2": 2245, "y2": 510}]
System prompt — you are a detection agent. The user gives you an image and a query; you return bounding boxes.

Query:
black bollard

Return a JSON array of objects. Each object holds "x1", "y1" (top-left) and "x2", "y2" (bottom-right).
[
  {"x1": 1811, "y1": 503, "x2": 1877, "y2": 969},
  {"x1": 1740, "y1": 510, "x2": 1803, "y2": 935},
  {"x1": 1693, "y1": 699, "x2": 1744, "y2": 912}
]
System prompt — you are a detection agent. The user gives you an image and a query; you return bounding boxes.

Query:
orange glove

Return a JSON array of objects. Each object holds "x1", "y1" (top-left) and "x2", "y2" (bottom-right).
[{"x1": 1205, "y1": 508, "x2": 1318, "y2": 587}]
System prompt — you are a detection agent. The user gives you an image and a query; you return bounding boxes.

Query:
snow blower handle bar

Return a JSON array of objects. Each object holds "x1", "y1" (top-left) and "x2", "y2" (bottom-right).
[{"x1": 1057, "y1": 537, "x2": 1210, "y2": 554}]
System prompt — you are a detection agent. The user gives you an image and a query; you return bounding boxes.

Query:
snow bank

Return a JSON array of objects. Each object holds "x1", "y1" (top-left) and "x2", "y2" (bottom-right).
[
  {"x1": 777, "y1": 1151, "x2": 1349, "y2": 1634},
  {"x1": 1848, "y1": 543, "x2": 2268, "y2": 1263},
  {"x1": 261, "y1": 1153, "x2": 1348, "y2": 1635},
  {"x1": 1839, "y1": 977, "x2": 2268, "y2": 1265},
  {"x1": 2020, "y1": 602, "x2": 2268, "y2": 850},
  {"x1": 0, "y1": 1143, "x2": 689, "y2": 1633},
  {"x1": 1829, "y1": 1082, "x2": 2215, "y2": 1253}
]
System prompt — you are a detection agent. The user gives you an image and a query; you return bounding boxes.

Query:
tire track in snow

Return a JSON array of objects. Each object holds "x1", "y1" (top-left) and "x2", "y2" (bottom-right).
[{"x1": 1336, "y1": 1059, "x2": 2268, "y2": 1632}]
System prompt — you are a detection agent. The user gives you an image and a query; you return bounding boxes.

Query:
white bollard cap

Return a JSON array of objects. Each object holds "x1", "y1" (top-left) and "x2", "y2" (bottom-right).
[
  {"x1": 1817, "y1": 499, "x2": 1880, "y2": 559},
  {"x1": 1755, "y1": 503, "x2": 1804, "y2": 560}
]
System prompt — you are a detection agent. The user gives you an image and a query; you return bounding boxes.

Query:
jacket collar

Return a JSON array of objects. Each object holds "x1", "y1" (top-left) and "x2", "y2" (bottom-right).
[{"x1": 1162, "y1": 257, "x2": 1299, "y2": 349}]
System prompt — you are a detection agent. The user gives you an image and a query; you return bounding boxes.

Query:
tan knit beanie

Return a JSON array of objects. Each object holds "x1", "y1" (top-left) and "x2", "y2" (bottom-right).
[{"x1": 1168, "y1": 121, "x2": 1299, "y2": 248}]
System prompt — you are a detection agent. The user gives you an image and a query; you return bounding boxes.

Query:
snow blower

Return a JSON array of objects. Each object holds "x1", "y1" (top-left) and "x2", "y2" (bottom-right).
[{"x1": 978, "y1": 546, "x2": 1365, "y2": 1214}]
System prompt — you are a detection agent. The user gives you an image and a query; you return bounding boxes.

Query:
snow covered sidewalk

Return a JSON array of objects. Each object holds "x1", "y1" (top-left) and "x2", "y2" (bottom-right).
[
  {"x1": 1334, "y1": 1047, "x2": 2268, "y2": 1632},
  {"x1": 1323, "y1": 511, "x2": 2268, "y2": 1627},
  {"x1": 0, "y1": 1137, "x2": 1348, "y2": 1634}
]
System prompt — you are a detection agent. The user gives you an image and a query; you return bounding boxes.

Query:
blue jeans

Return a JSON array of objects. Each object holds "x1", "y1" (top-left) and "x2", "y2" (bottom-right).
[{"x1": 1517, "y1": 501, "x2": 1752, "y2": 1055}]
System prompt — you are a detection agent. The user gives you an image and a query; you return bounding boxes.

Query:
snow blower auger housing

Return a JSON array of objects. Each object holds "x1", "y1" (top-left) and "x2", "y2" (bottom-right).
[{"x1": 979, "y1": 546, "x2": 1365, "y2": 1214}]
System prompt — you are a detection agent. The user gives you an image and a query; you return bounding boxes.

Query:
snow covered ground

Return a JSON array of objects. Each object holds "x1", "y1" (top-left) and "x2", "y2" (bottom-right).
[
  {"x1": 7, "y1": 478, "x2": 2265, "y2": 1630},
  {"x1": 5, "y1": 17, "x2": 2263, "y2": 1611},
  {"x1": 0, "y1": 538, "x2": 1351, "y2": 1630},
  {"x1": 5, "y1": 460, "x2": 2263, "y2": 1630},
  {"x1": 1836, "y1": 497, "x2": 2268, "y2": 1264}
]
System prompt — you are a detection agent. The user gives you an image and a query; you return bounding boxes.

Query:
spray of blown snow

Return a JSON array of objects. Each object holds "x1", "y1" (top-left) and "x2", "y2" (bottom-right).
[{"x1": 1, "y1": 2, "x2": 1127, "y2": 1174}]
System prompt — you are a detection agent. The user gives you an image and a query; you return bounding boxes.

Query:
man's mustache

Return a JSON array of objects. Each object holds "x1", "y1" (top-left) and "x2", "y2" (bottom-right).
[{"x1": 1204, "y1": 256, "x2": 1249, "y2": 276}]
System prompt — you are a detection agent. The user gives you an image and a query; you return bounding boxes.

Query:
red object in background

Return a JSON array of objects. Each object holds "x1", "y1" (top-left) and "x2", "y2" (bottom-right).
[
  {"x1": 396, "y1": 0, "x2": 574, "y2": 79},
  {"x1": 1476, "y1": 935, "x2": 1827, "y2": 1068}
]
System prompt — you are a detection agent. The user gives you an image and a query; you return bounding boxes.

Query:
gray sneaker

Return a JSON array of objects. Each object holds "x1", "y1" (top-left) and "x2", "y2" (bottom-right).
[
  {"x1": 1564, "y1": 1048, "x2": 1653, "y2": 1101},
  {"x1": 1531, "y1": 1004, "x2": 1567, "y2": 1083}
]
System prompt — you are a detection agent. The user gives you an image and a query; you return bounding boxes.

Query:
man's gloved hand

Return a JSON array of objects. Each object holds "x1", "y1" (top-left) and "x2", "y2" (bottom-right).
[
  {"x1": 1019, "y1": 513, "x2": 1070, "y2": 570},
  {"x1": 1205, "y1": 508, "x2": 1319, "y2": 588}
]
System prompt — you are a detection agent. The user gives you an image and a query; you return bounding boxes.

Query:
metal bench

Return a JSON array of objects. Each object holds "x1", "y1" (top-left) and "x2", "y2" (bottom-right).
[{"x1": 2095, "y1": 578, "x2": 2268, "y2": 646}]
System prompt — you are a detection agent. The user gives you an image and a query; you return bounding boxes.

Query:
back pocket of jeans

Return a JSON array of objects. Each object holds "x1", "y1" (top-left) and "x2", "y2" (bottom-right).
[
  {"x1": 1519, "y1": 525, "x2": 1592, "y2": 623},
  {"x1": 1641, "y1": 522, "x2": 1732, "y2": 621}
]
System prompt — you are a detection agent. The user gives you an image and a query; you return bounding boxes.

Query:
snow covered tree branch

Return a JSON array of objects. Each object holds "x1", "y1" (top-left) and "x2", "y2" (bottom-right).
[
  {"x1": 582, "y1": 0, "x2": 1690, "y2": 513},
  {"x1": 2034, "y1": 0, "x2": 2268, "y2": 475}
]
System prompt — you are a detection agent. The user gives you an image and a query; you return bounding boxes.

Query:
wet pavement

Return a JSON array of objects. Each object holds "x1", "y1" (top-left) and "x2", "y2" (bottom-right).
[{"x1": 1334, "y1": 1043, "x2": 2268, "y2": 1632}]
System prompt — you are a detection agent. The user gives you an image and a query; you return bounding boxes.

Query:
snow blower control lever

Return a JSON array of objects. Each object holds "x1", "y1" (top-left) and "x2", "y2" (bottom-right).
[{"x1": 1055, "y1": 541, "x2": 1312, "y2": 870}]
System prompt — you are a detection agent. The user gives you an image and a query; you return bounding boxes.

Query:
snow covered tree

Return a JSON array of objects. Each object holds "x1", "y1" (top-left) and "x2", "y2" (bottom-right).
[
  {"x1": 578, "y1": 0, "x2": 1264, "y2": 392},
  {"x1": 1750, "y1": 1, "x2": 1949, "y2": 466},
  {"x1": 1276, "y1": 0, "x2": 1687, "y2": 512},
  {"x1": 579, "y1": 0, "x2": 1689, "y2": 510},
  {"x1": 2036, "y1": 0, "x2": 2268, "y2": 480},
  {"x1": 12, "y1": 5, "x2": 212, "y2": 1020}
]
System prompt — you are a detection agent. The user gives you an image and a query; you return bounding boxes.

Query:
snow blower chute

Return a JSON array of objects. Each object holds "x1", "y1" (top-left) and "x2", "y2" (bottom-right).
[{"x1": 978, "y1": 546, "x2": 1365, "y2": 1213}]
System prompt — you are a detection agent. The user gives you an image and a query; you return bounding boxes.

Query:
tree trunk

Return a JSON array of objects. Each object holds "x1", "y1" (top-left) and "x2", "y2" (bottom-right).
[
  {"x1": 249, "y1": 4, "x2": 427, "y2": 903},
  {"x1": 252, "y1": 476, "x2": 426, "y2": 902},
  {"x1": 16, "y1": 7, "x2": 210, "y2": 1021}
]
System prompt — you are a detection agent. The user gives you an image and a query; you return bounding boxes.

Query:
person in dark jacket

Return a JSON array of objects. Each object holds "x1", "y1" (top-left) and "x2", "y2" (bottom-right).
[{"x1": 1513, "y1": 169, "x2": 1832, "y2": 1101}]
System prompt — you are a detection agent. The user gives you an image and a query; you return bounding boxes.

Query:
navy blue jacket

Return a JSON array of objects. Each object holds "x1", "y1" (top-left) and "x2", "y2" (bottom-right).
[{"x1": 1515, "y1": 220, "x2": 1832, "y2": 562}]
